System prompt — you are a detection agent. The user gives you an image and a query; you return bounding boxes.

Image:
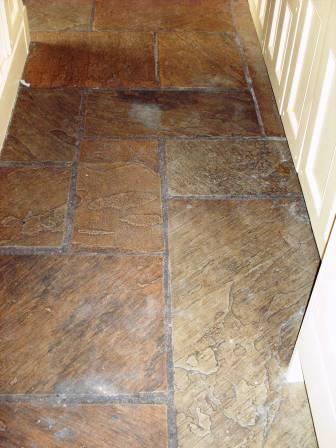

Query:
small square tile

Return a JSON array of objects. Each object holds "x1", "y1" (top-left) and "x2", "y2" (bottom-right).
[
  {"x1": 25, "y1": 0, "x2": 94, "y2": 32},
  {"x1": 73, "y1": 140, "x2": 162, "y2": 251},
  {"x1": 94, "y1": 0, "x2": 233, "y2": 32},
  {"x1": 166, "y1": 139, "x2": 300, "y2": 195},
  {"x1": 1, "y1": 89, "x2": 81, "y2": 162},
  {"x1": 85, "y1": 91, "x2": 261, "y2": 137},
  {"x1": 0, "y1": 403, "x2": 167, "y2": 447},
  {"x1": 159, "y1": 32, "x2": 246, "y2": 88},
  {"x1": 0, "y1": 167, "x2": 71, "y2": 247},
  {"x1": 0, "y1": 255, "x2": 166, "y2": 394},
  {"x1": 24, "y1": 32, "x2": 156, "y2": 88}
]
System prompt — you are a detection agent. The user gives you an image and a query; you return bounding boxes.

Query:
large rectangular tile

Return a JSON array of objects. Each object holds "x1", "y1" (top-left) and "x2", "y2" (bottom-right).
[
  {"x1": 24, "y1": 32, "x2": 156, "y2": 88},
  {"x1": 85, "y1": 91, "x2": 261, "y2": 137},
  {"x1": 0, "y1": 403, "x2": 167, "y2": 447},
  {"x1": 25, "y1": 0, "x2": 93, "y2": 32},
  {"x1": 94, "y1": 0, "x2": 233, "y2": 32},
  {"x1": 168, "y1": 199, "x2": 319, "y2": 447},
  {"x1": 0, "y1": 167, "x2": 70, "y2": 247},
  {"x1": 0, "y1": 255, "x2": 166, "y2": 394},
  {"x1": 167, "y1": 139, "x2": 300, "y2": 195},
  {"x1": 159, "y1": 32, "x2": 246, "y2": 88},
  {"x1": 73, "y1": 140, "x2": 162, "y2": 251},
  {"x1": 1, "y1": 89, "x2": 81, "y2": 162}
]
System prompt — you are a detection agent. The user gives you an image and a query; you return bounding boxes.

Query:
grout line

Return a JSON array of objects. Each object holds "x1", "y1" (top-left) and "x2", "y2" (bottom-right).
[
  {"x1": 0, "y1": 392, "x2": 167, "y2": 406},
  {"x1": 230, "y1": 0, "x2": 266, "y2": 136},
  {"x1": 80, "y1": 135, "x2": 288, "y2": 142},
  {"x1": 0, "y1": 247, "x2": 163, "y2": 257},
  {"x1": 168, "y1": 193, "x2": 303, "y2": 201},
  {"x1": 154, "y1": 32, "x2": 161, "y2": 86},
  {"x1": 0, "y1": 247, "x2": 65, "y2": 256},
  {"x1": 0, "y1": 161, "x2": 72, "y2": 168},
  {"x1": 62, "y1": 91, "x2": 88, "y2": 251},
  {"x1": 158, "y1": 139, "x2": 177, "y2": 448},
  {"x1": 89, "y1": 0, "x2": 96, "y2": 31}
]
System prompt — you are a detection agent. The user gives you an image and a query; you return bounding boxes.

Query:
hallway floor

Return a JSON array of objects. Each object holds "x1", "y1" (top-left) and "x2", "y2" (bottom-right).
[{"x1": 0, "y1": 1, "x2": 319, "y2": 447}]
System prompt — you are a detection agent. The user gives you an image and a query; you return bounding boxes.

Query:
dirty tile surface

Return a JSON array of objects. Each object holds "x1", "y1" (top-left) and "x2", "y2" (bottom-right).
[
  {"x1": 159, "y1": 32, "x2": 246, "y2": 88},
  {"x1": 94, "y1": 0, "x2": 233, "y2": 32},
  {"x1": 0, "y1": 167, "x2": 70, "y2": 247},
  {"x1": 0, "y1": 403, "x2": 167, "y2": 447},
  {"x1": 25, "y1": 0, "x2": 94, "y2": 32},
  {"x1": 0, "y1": 255, "x2": 166, "y2": 394},
  {"x1": 169, "y1": 199, "x2": 319, "y2": 447},
  {"x1": 85, "y1": 91, "x2": 261, "y2": 137},
  {"x1": 0, "y1": 89, "x2": 81, "y2": 162},
  {"x1": 24, "y1": 32, "x2": 156, "y2": 88},
  {"x1": 167, "y1": 139, "x2": 300, "y2": 195}
]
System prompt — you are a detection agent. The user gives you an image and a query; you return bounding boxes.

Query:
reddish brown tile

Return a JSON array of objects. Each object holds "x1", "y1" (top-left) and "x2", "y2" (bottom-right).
[
  {"x1": 0, "y1": 167, "x2": 70, "y2": 247},
  {"x1": 24, "y1": 32, "x2": 156, "y2": 88},
  {"x1": 0, "y1": 255, "x2": 166, "y2": 394},
  {"x1": 0, "y1": 403, "x2": 167, "y2": 447},
  {"x1": 25, "y1": 0, "x2": 93, "y2": 32},
  {"x1": 159, "y1": 32, "x2": 246, "y2": 88},
  {"x1": 85, "y1": 91, "x2": 261, "y2": 137},
  {"x1": 1, "y1": 89, "x2": 81, "y2": 162},
  {"x1": 94, "y1": 0, "x2": 233, "y2": 32}
]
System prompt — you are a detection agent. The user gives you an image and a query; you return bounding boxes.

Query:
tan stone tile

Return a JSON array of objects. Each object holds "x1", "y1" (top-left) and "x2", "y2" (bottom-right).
[{"x1": 0, "y1": 167, "x2": 71, "y2": 247}]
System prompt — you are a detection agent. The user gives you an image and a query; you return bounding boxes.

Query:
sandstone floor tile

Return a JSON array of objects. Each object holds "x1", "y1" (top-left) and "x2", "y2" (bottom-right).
[
  {"x1": 25, "y1": 0, "x2": 93, "y2": 32},
  {"x1": 1, "y1": 89, "x2": 81, "y2": 162},
  {"x1": 73, "y1": 141, "x2": 162, "y2": 251},
  {"x1": 94, "y1": 0, "x2": 233, "y2": 32},
  {"x1": 85, "y1": 91, "x2": 261, "y2": 137},
  {"x1": 24, "y1": 32, "x2": 156, "y2": 88},
  {"x1": 159, "y1": 32, "x2": 246, "y2": 88},
  {"x1": 232, "y1": 0, "x2": 284, "y2": 136},
  {"x1": 0, "y1": 167, "x2": 70, "y2": 247},
  {"x1": 167, "y1": 139, "x2": 300, "y2": 195},
  {"x1": 168, "y1": 199, "x2": 319, "y2": 447},
  {"x1": 0, "y1": 403, "x2": 167, "y2": 447},
  {"x1": 0, "y1": 255, "x2": 166, "y2": 394}
]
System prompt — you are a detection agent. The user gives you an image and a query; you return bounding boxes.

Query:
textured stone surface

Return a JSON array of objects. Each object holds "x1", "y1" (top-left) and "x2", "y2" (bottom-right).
[
  {"x1": 0, "y1": 255, "x2": 166, "y2": 394},
  {"x1": 24, "y1": 32, "x2": 156, "y2": 88},
  {"x1": 85, "y1": 90, "x2": 261, "y2": 137},
  {"x1": 1, "y1": 89, "x2": 81, "y2": 162},
  {"x1": 0, "y1": 403, "x2": 167, "y2": 447},
  {"x1": 159, "y1": 32, "x2": 246, "y2": 88},
  {"x1": 0, "y1": 167, "x2": 70, "y2": 247},
  {"x1": 169, "y1": 199, "x2": 319, "y2": 447},
  {"x1": 94, "y1": 0, "x2": 233, "y2": 32},
  {"x1": 166, "y1": 139, "x2": 300, "y2": 195}
]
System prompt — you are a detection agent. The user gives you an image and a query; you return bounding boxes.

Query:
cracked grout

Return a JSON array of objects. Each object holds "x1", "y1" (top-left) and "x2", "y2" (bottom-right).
[{"x1": 154, "y1": 32, "x2": 161, "y2": 86}]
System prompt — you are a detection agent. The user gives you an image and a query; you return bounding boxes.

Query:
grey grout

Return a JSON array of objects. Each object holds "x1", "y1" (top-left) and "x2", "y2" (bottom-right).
[
  {"x1": 154, "y1": 32, "x2": 161, "y2": 86},
  {"x1": 0, "y1": 247, "x2": 163, "y2": 257},
  {"x1": 0, "y1": 160, "x2": 72, "y2": 168},
  {"x1": 89, "y1": 0, "x2": 96, "y2": 31},
  {"x1": 81, "y1": 134, "x2": 287, "y2": 142},
  {"x1": 158, "y1": 139, "x2": 177, "y2": 448},
  {"x1": 168, "y1": 193, "x2": 303, "y2": 201}
]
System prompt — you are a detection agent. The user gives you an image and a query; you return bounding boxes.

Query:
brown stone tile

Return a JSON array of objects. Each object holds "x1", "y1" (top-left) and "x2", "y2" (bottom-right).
[
  {"x1": 0, "y1": 255, "x2": 166, "y2": 394},
  {"x1": 167, "y1": 139, "x2": 300, "y2": 195},
  {"x1": 0, "y1": 167, "x2": 70, "y2": 247},
  {"x1": 25, "y1": 0, "x2": 93, "y2": 32},
  {"x1": 159, "y1": 32, "x2": 246, "y2": 88},
  {"x1": 168, "y1": 199, "x2": 319, "y2": 447},
  {"x1": 73, "y1": 141, "x2": 162, "y2": 251},
  {"x1": 24, "y1": 32, "x2": 156, "y2": 88},
  {"x1": 232, "y1": 0, "x2": 285, "y2": 136},
  {"x1": 85, "y1": 91, "x2": 261, "y2": 137},
  {"x1": 0, "y1": 403, "x2": 167, "y2": 447},
  {"x1": 1, "y1": 89, "x2": 81, "y2": 162},
  {"x1": 94, "y1": 0, "x2": 233, "y2": 32}
]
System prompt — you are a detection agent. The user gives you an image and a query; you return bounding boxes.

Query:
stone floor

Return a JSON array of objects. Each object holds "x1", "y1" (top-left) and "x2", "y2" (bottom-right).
[{"x1": 0, "y1": 1, "x2": 319, "y2": 447}]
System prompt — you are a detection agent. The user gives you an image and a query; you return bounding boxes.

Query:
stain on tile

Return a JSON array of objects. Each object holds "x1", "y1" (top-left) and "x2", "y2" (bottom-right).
[
  {"x1": 25, "y1": 0, "x2": 94, "y2": 32},
  {"x1": 94, "y1": 0, "x2": 233, "y2": 32},
  {"x1": 166, "y1": 139, "x2": 300, "y2": 195},
  {"x1": 24, "y1": 32, "x2": 156, "y2": 88},
  {"x1": 168, "y1": 199, "x2": 319, "y2": 447},
  {"x1": 0, "y1": 255, "x2": 166, "y2": 394},
  {"x1": 1, "y1": 89, "x2": 81, "y2": 162},
  {"x1": 85, "y1": 90, "x2": 261, "y2": 137},
  {"x1": 159, "y1": 32, "x2": 246, "y2": 88},
  {"x1": 232, "y1": 0, "x2": 285, "y2": 136},
  {"x1": 0, "y1": 167, "x2": 70, "y2": 247},
  {"x1": 0, "y1": 403, "x2": 167, "y2": 447}
]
